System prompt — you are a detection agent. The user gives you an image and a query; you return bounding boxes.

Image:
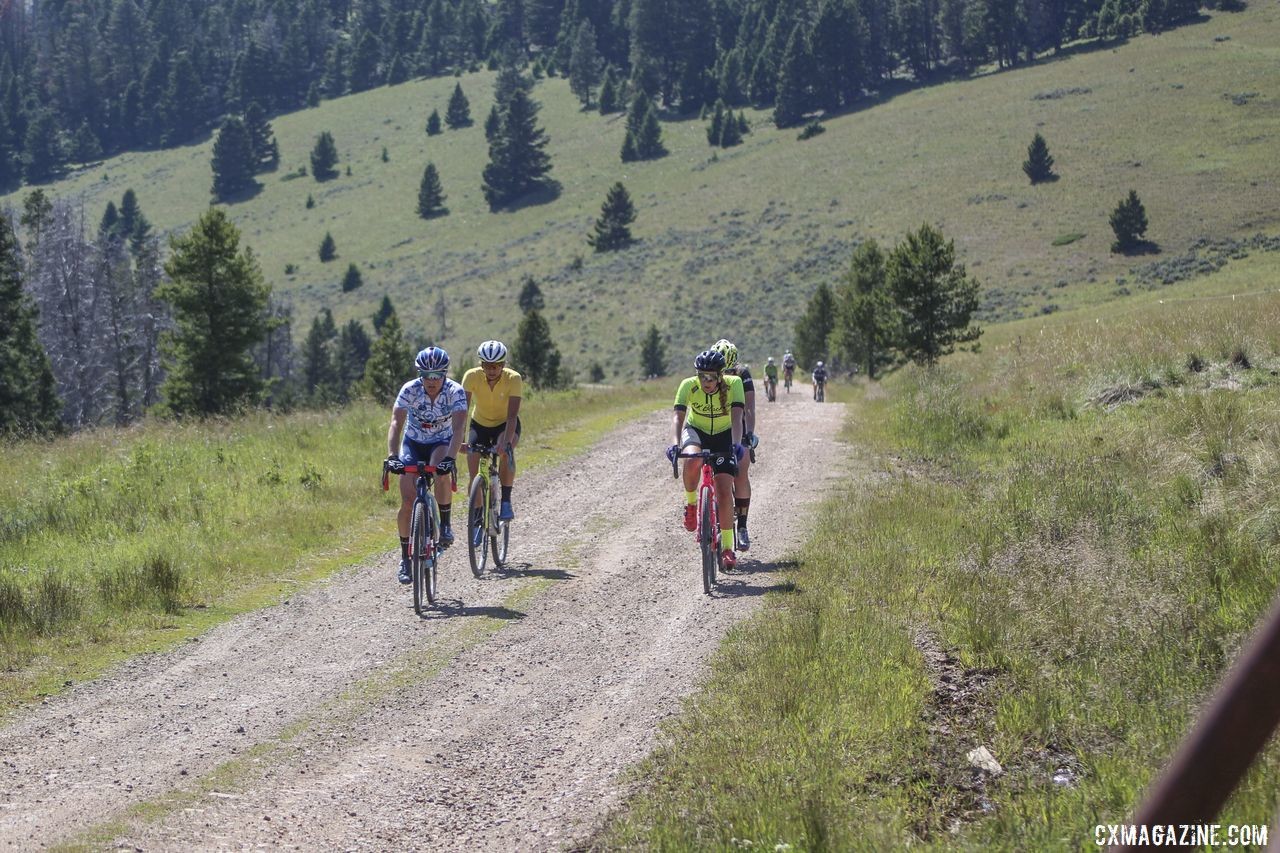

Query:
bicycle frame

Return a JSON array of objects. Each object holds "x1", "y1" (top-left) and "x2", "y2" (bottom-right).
[
  {"x1": 462, "y1": 442, "x2": 514, "y2": 575},
  {"x1": 383, "y1": 461, "x2": 456, "y2": 613},
  {"x1": 671, "y1": 448, "x2": 726, "y2": 594}
]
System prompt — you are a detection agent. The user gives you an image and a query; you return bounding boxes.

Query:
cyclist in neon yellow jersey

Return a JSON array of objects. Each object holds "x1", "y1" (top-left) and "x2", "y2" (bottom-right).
[
  {"x1": 461, "y1": 340, "x2": 522, "y2": 521},
  {"x1": 667, "y1": 349, "x2": 745, "y2": 570}
]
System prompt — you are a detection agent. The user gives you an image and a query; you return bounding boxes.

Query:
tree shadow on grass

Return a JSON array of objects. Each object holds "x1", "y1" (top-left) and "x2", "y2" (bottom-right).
[
  {"x1": 418, "y1": 601, "x2": 528, "y2": 620},
  {"x1": 1113, "y1": 239, "x2": 1161, "y2": 256},
  {"x1": 215, "y1": 181, "x2": 264, "y2": 205},
  {"x1": 491, "y1": 180, "x2": 562, "y2": 213}
]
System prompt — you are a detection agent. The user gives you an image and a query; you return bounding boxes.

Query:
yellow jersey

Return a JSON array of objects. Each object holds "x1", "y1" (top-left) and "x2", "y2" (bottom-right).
[
  {"x1": 674, "y1": 375, "x2": 744, "y2": 435},
  {"x1": 462, "y1": 366, "x2": 523, "y2": 427}
]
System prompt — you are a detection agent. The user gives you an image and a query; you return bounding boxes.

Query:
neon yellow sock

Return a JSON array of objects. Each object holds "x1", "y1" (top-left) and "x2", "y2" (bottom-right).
[
  {"x1": 721, "y1": 529, "x2": 735, "y2": 551},
  {"x1": 685, "y1": 491, "x2": 696, "y2": 505}
]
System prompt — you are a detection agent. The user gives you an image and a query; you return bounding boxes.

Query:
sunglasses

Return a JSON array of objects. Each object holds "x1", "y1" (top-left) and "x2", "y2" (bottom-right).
[
  {"x1": 419, "y1": 370, "x2": 447, "y2": 380},
  {"x1": 481, "y1": 361, "x2": 505, "y2": 369},
  {"x1": 697, "y1": 371, "x2": 721, "y2": 382}
]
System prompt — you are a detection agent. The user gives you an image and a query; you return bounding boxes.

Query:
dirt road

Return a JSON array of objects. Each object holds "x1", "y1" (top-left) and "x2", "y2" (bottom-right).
[{"x1": 0, "y1": 386, "x2": 847, "y2": 850}]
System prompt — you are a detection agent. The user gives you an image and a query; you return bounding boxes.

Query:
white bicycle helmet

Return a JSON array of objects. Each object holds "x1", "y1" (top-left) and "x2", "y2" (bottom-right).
[
  {"x1": 415, "y1": 346, "x2": 449, "y2": 373},
  {"x1": 477, "y1": 340, "x2": 508, "y2": 363}
]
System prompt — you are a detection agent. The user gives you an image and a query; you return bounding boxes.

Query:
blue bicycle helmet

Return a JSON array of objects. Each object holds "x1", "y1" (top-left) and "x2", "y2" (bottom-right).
[
  {"x1": 415, "y1": 346, "x2": 450, "y2": 373},
  {"x1": 694, "y1": 349, "x2": 726, "y2": 372}
]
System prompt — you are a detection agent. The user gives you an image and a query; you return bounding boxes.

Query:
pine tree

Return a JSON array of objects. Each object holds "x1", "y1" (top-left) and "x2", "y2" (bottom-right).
[
  {"x1": 598, "y1": 67, "x2": 620, "y2": 114},
  {"x1": 835, "y1": 239, "x2": 898, "y2": 379},
  {"x1": 119, "y1": 189, "x2": 142, "y2": 238},
  {"x1": 482, "y1": 89, "x2": 553, "y2": 209},
  {"x1": 887, "y1": 223, "x2": 982, "y2": 365},
  {"x1": 71, "y1": 120, "x2": 103, "y2": 162},
  {"x1": 22, "y1": 111, "x2": 65, "y2": 183},
  {"x1": 426, "y1": 109, "x2": 442, "y2": 135},
  {"x1": 517, "y1": 274, "x2": 544, "y2": 312},
  {"x1": 373, "y1": 295, "x2": 396, "y2": 332},
  {"x1": 160, "y1": 53, "x2": 203, "y2": 145},
  {"x1": 360, "y1": 310, "x2": 412, "y2": 400},
  {"x1": 794, "y1": 282, "x2": 835, "y2": 370},
  {"x1": 341, "y1": 262, "x2": 363, "y2": 292},
  {"x1": 621, "y1": 91, "x2": 665, "y2": 161},
  {"x1": 319, "y1": 231, "x2": 337, "y2": 261},
  {"x1": 1023, "y1": 132, "x2": 1056, "y2": 183},
  {"x1": 569, "y1": 20, "x2": 602, "y2": 107},
  {"x1": 587, "y1": 182, "x2": 636, "y2": 251},
  {"x1": 0, "y1": 213, "x2": 61, "y2": 436},
  {"x1": 445, "y1": 83, "x2": 472, "y2": 128},
  {"x1": 349, "y1": 31, "x2": 383, "y2": 93},
  {"x1": 640, "y1": 324, "x2": 667, "y2": 378},
  {"x1": 156, "y1": 208, "x2": 270, "y2": 416},
  {"x1": 773, "y1": 25, "x2": 814, "y2": 129},
  {"x1": 243, "y1": 102, "x2": 280, "y2": 172},
  {"x1": 417, "y1": 162, "x2": 448, "y2": 218},
  {"x1": 302, "y1": 308, "x2": 340, "y2": 402},
  {"x1": 100, "y1": 201, "x2": 121, "y2": 238},
  {"x1": 385, "y1": 52, "x2": 409, "y2": 85},
  {"x1": 706, "y1": 100, "x2": 724, "y2": 146},
  {"x1": 210, "y1": 116, "x2": 258, "y2": 200},
  {"x1": 1110, "y1": 189, "x2": 1149, "y2": 252},
  {"x1": 336, "y1": 319, "x2": 373, "y2": 400},
  {"x1": 310, "y1": 131, "x2": 339, "y2": 180},
  {"x1": 485, "y1": 104, "x2": 501, "y2": 141},
  {"x1": 512, "y1": 308, "x2": 563, "y2": 390}
]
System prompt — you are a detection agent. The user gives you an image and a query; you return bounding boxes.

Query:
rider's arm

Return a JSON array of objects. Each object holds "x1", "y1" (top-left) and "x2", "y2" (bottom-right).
[
  {"x1": 447, "y1": 410, "x2": 467, "y2": 457},
  {"x1": 729, "y1": 378, "x2": 745, "y2": 448},
  {"x1": 503, "y1": 395, "x2": 521, "y2": 448},
  {"x1": 388, "y1": 407, "x2": 407, "y2": 457},
  {"x1": 731, "y1": 407, "x2": 743, "y2": 449},
  {"x1": 743, "y1": 387, "x2": 755, "y2": 437},
  {"x1": 672, "y1": 407, "x2": 686, "y2": 447}
]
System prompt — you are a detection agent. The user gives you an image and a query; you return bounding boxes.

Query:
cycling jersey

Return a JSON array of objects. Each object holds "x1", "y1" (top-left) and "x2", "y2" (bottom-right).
[
  {"x1": 764, "y1": 364, "x2": 778, "y2": 380},
  {"x1": 783, "y1": 357, "x2": 795, "y2": 369},
  {"x1": 674, "y1": 375, "x2": 745, "y2": 435},
  {"x1": 812, "y1": 369, "x2": 828, "y2": 383},
  {"x1": 462, "y1": 367, "x2": 523, "y2": 428},
  {"x1": 728, "y1": 366, "x2": 754, "y2": 393},
  {"x1": 395, "y1": 377, "x2": 467, "y2": 443}
]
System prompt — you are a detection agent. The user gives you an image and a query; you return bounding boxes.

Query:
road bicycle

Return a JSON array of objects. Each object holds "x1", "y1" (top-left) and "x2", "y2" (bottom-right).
[
  {"x1": 464, "y1": 442, "x2": 513, "y2": 577},
  {"x1": 670, "y1": 448, "x2": 735, "y2": 595},
  {"x1": 383, "y1": 460, "x2": 456, "y2": 614},
  {"x1": 764, "y1": 375, "x2": 778, "y2": 402},
  {"x1": 813, "y1": 380, "x2": 826, "y2": 403}
]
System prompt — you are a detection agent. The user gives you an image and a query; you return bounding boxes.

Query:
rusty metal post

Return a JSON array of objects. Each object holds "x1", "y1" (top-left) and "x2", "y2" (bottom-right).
[{"x1": 1114, "y1": 591, "x2": 1280, "y2": 851}]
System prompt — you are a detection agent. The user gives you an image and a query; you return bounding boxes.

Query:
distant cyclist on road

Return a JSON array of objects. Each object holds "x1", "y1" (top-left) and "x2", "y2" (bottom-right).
[
  {"x1": 462, "y1": 340, "x2": 522, "y2": 522},
  {"x1": 711, "y1": 339, "x2": 756, "y2": 551},
  {"x1": 812, "y1": 361, "x2": 828, "y2": 401},
  {"x1": 782, "y1": 350, "x2": 796, "y2": 391},
  {"x1": 763, "y1": 357, "x2": 778, "y2": 401},
  {"x1": 669, "y1": 349, "x2": 745, "y2": 570},
  {"x1": 387, "y1": 346, "x2": 467, "y2": 584}
]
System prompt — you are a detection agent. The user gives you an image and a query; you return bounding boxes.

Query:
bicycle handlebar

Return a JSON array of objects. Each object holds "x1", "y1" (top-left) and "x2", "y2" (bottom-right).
[
  {"x1": 382, "y1": 460, "x2": 457, "y2": 492},
  {"x1": 461, "y1": 442, "x2": 517, "y2": 470}
]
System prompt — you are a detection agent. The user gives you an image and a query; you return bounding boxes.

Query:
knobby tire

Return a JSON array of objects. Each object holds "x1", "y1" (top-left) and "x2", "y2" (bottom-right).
[
  {"x1": 424, "y1": 496, "x2": 440, "y2": 605},
  {"x1": 700, "y1": 488, "x2": 717, "y2": 595},
  {"x1": 467, "y1": 474, "x2": 489, "y2": 578},
  {"x1": 492, "y1": 477, "x2": 510, "y2": 568},
  {"x1": 411, "y1": 501, "x2": 428, "y2": 614}
]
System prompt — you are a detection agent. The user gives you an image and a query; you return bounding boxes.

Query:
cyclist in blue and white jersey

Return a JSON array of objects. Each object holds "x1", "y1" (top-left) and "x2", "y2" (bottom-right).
[{"x1": 386, "y1": 346, "x2": 468, "y2": 584}]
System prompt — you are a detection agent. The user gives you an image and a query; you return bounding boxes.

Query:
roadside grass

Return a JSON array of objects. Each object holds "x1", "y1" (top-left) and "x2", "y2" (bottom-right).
[
  {"x1": 0, "y1": 382, "x2": 665, "y2": 716},
  {"x1": 6, "y1": 5, "x2": 1279, "y2": 372},
  {"x1": 601, "y1": 266, "x2": 1280, "y2": 847}
]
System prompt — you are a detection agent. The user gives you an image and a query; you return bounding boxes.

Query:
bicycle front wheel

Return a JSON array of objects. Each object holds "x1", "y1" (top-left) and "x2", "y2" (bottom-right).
[
  {"x1": 424, "y1": 497, "x2": 440, "y2": 605},
  {"x1": 411, "y1": 501, "x2": 428, "y2": 615},
  {"x1": 699, "y1": 489, "x2": 716, "y2": 595},
  {"x1": 467, "y1": 475, "x2": 489, "y2": 578}
]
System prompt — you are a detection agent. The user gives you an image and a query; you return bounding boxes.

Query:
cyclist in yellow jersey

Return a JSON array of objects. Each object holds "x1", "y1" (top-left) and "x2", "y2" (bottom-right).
[
  {"x1": 461, "y1": 340, "x2": 522, "y2": 521},
  {"x1": 667, "y1": 349, "x2": 745, "y2": 570},
  {"x1": 711, "y1": 339, "x2": 756, "y2": 552}
]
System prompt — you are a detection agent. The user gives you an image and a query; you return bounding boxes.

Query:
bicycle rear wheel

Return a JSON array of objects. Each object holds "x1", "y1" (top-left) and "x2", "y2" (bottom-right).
[
  {"x1": 699, "y1": 489, "x2": 716, "y2": 594},
  {"x1": 411, "y1": 501, "x2": 428, "y2": 614},
  {"x1": 467, "y1": 475, "x2": 489, "y2": 577}
]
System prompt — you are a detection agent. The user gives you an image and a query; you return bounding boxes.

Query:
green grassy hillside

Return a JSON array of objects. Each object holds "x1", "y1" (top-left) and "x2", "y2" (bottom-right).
[{"x1": 9, "y1": 3, "x2": 1279, "y2": 379}]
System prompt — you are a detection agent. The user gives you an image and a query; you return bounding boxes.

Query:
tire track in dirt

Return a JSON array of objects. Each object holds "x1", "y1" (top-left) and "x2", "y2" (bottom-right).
[{"x1": 0, "y1": 386, "x2": 849, "y2": 851}]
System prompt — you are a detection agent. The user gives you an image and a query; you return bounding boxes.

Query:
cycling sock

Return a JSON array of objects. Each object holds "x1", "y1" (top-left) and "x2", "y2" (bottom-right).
[
  {"x1": 720, "y1": 529, "x2": 735, "y2": 551},
  {"x1": 501, "y1": 486, "x2": 513, "y2": 502},
  {"x1": 399, "y1": 537, "x2": 409, "y2": 559},
  {"x1": 685, "y1": 490, "x2": 697, "y2": 505},
  {"x1": 439, "y1": 505, "x2": 451, "y2": 526},
  {"x1": 735, "y1": 498, "x2": 750, "y2": 527}
]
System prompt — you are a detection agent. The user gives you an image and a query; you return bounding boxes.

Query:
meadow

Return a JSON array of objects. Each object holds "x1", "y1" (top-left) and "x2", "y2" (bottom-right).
[
  {"x1": 4, "y1": 3, "x2": 1279, "y2": 380},
  {"x1": 0, "y1": 383, "x2": 667, "y2": 716},
  {"x1": 601, "y1": 250, "x2": 1280, "y2": 848}
]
